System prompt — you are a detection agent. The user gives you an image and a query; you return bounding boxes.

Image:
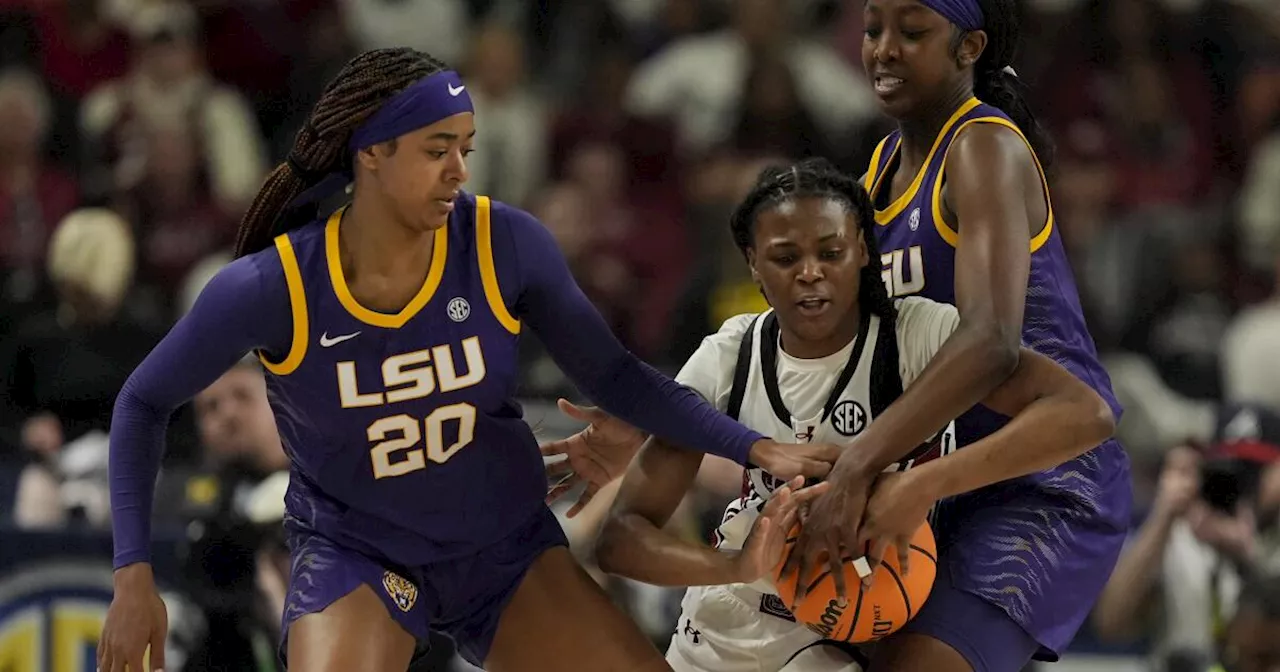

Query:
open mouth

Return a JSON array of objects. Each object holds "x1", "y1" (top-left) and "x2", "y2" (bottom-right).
[
  {"x1": 874, "y1": 75, "x2": 904, "y2": 96},
  {"x1": 796, "y1": 297, "x2": 830, "y2": 316}
]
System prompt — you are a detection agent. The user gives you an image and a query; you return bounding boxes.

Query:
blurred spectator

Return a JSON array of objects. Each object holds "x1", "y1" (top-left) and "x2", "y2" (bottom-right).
[
  {"x1": 115, "y1": 120, "x2": 235, "y2": 315},
  {"x1": 1121, "y1": 229, "x2": 1234, "y2": 400},
  {"x1": 340, "y1": 0, "x2": 469, "y2": 66},
  {"x1": 624, "y1": 0, "x2": 875, "y2": 156},
  {"x1": 32, "y1": 0, "x2": 132, "y2": 101},
  {"x1": 0, "y1": 68, "x2": 78, "y2": 325},
  {"x1": 727, "y1": 49, "x2": 845, "y2": 166},
  {"x1": 79, "y1": 1, "x2": 266, "y2": 216},
  {"x1": 461, "y1": 21, "x2": 547, "y2": 209},
  {"x1": 1222, "y1": 252, "x2": 1280, "y2": 412},
  {"x1": 13, "y1": 428, "x2": 110, "y2": 530},
  {"x1": 1045, "y1": 0, "x2": 1218, "y2": 211},
  {"x1": 0, "y1": 208, "x2": 156, "y2": 455},
  {"x1": 1094, "y1": 436, "x2": 1280, "y2": 667}
]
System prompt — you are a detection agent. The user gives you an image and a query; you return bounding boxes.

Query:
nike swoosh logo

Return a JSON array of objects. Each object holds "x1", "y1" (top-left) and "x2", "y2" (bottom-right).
[
  {"x1": 448, "y1": 83, "x2": 465, "y2": 97},
  {"x1": 320, "y1": 331, "x2": 361, "y2": 347}
]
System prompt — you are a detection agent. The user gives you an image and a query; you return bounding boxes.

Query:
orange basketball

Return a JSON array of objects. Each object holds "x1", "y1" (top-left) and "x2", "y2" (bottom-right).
[{"x1": 772, "y1": 520, "x2": 937, "y2": 644}]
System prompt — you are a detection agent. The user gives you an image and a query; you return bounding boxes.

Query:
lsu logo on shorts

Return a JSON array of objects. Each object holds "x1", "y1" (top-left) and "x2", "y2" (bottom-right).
[{"x1": 382, "y1": 571, "x2": 418, "y2": 613}]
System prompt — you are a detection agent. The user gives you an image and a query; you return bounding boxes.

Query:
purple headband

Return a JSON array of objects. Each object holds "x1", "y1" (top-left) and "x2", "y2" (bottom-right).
[
  {"x1": 349, "y1": 70, "x2": 474, "y2": 152},
  {"x1": 917, "y1": 0, "x2": 984, "y2": 31},
  {"x1": 284, "y1": 70, "x2": 474, "y2": 211}
]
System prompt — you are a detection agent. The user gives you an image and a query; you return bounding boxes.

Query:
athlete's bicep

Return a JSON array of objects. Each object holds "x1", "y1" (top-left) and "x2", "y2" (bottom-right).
[
  {"x1": 123, "y1": 254, "x2": 292, "y2": 412},
  {"x1": 610, "y1": 436, "x2": 705, "y2": 530},
  {"x1": 945, "y1": 125, "x2": 1034, "y2": 344},
  {"x1": 980, "y1": 349, "x2": 1103, "y2": 418}
]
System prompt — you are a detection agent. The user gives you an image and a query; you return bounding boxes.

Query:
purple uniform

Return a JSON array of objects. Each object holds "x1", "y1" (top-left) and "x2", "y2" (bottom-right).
[
  {"x1": 108, "y1": 192, "x2": 764, "y2": 665},
  {"x1": 864, "y1": 98, "x2": 1132, "y2": 665}
]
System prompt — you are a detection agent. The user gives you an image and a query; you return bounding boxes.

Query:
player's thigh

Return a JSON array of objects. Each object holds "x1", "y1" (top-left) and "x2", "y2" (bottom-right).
[
  {"x1": 870, "y1": 565, "x2": 1039, "y2": 672},
  {"x1": 287, "y1": 584, "x2": 417, "y2": 672},
  {"x1": 868, "y1": 633, "x2": 971, "y2": 672},
  {"x1": 485, "y1": 546, "x2": 669, "y2": 672}
]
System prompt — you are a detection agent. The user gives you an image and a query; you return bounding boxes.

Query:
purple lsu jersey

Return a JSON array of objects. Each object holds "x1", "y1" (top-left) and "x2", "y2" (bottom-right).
[
  {"x1": 257, "y1": 193, "x2": 545, "y2": 567},
  {"x1": 864, "y1": 98, "x2": 1132, "y2": 657}
]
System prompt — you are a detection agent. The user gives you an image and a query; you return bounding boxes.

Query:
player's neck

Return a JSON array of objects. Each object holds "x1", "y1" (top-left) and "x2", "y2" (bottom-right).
[
  {"x1": 342, "y1": 195, "x2": 438, "y2": 276},
  {"x1": 897, "y1": 85, "x2": 973, "y2": 167},
  {"x1": 778, "y1": 306, "x2": 862, "y2": 360}
]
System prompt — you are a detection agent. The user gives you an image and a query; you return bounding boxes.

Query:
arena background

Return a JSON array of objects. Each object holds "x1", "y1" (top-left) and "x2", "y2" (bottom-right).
[{"x1": 1, "y1": 0, "x2": 1279, "y2": 670}]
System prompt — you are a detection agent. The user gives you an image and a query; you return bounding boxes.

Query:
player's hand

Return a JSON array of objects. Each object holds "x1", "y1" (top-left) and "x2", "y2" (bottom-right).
[
  {"x1": 542, "y1": 399, "x2": 647, "y2": 517},
  {"x1": 858, "y1": 471, "x2": 934, "y2": 582},
  {"x1": 1187, "y1": 500, "x2": 1258, "y2": 566},
  {"x1": 1153, "y1": 445, "x2": 1200, "y2": 520},
  {"x1": 734, "y1": 477, "x2": 830, "y2": 583},
  {"x1": 747, "y1": 439, "x2": 843, "y2": 481},
  {"x1": 98, "y1": 563, "x2": 167, "y2": 672},
  {"x1": 778, "y1": 457, "x2": 876, "y2": 608}
]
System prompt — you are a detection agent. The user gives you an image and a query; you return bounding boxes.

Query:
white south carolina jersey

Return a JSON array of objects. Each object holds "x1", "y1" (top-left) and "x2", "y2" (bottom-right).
[
  {"x1": 678, "y1": 297, "x2": 961, "y2": 561},
  {"x1": 666, "y1": 297, "x2": 964, "y2": 671}
]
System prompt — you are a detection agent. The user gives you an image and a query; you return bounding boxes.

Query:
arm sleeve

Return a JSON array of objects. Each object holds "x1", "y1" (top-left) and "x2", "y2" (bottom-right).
[
  {"x1": 895, "y1": 297, "x2": 963, "y2": 389},
  {"x1": 496, "y1": 205, "x2": 764, "y2": 464},
  {"x1": 110, "y1": 252, "x2": 292, "y2": 569}
]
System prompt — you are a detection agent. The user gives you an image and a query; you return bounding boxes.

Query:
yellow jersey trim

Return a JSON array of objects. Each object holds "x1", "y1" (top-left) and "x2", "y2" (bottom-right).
[
  {"x1": 864, "y1": 136, "x2": 890, "y2": 192},
  {"x1": 873, "y1": 97, "x2": 983, "y2": 226},
  {"x1": 928, "y1": 116, "x2": 1055, "y2": 252},
  {"x1": 258, "y1": 233, "x2": 308, "y2": 375},
  {"x1": 324, "y1": 207, "x2": 448, "y2": 329},
  {"x1": 475, "y1": 196, "x2": 521, "y2": 335}
]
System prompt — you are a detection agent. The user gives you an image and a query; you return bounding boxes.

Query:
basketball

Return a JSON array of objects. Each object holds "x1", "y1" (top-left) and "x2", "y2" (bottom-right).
[{"x1": 772, "y1": 520, "x2": 937, "y2": 644}]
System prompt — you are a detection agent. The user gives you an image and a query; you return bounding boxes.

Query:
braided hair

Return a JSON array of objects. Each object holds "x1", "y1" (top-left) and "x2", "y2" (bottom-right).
[
  {"x1": 960, "y1": 0, "x2": 1055, "y2": 166},
  {"x1": 234, "y1": 48, "x2": 450, "y2": 258},
  {"x1": 728, "y1": 157, "x2": 896, "y2": 319}
]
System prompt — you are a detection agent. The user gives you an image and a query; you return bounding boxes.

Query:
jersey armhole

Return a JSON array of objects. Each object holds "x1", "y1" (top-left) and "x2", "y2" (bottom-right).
[
  {"x1": 930, "y1": 118, "x2": 1055, "y2": 252},
  {"x1": 475, "y1": 195, "x2": 522, "y2": 335},
  {"x1": 258, "y1": 234, "x2": 308, "y2": 375}
]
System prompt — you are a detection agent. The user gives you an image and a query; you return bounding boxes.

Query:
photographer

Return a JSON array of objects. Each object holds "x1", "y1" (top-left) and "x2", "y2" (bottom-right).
[{"x1": 1094, "y1": 419, "x2": 1280, "y2": 670}]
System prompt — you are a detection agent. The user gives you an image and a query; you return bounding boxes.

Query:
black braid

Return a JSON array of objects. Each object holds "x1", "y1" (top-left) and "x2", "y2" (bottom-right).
[
  {"x1": 234, "y1": 48, "x2": 450, "y2": 258},
  {"x1": 965, "y1": 0, "x2": 1055, "y2": 166},
  {"x1": 728, "y1": 157, "x2": 896, "y2": 319}
]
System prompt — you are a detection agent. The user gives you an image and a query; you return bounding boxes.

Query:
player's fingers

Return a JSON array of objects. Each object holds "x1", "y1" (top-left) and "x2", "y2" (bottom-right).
[
  {"x1": 539, "y1": 438, "x2": 569, "y2": 456},
  {"x1": 763, "y1": 486, "x2": 792, "y2": 517},
  {"x1": 865, "y1": 538, "x2": 889, "y2": 586},
  {"x1": 150, "y1": 631, "x2": 167, "y2": 671},
  {"x1": 127, "y1": 649, "x2": 145, "y2": 672},
  {"x1": 792, "y1": 481, "x2": 830, "y2": 504},
  {"x1": 897, "y1": 536, "x2": 911, "y2": 576},
  {"x1": 826, "y1": 530, "x2": 847, "y2": 600},
  {"x1": 545, "y1": 473, "x2": 579, "y2": 504},
  {"x1": 545, "y1": 458, "x2": 574, "y2": 477},
  {"x1": 566, "y1": 481, "x2": 600, "y2": 519},
  {"x1": 797, "y1": 458, "x2": 833, "y2": 479},
  {"x1": 557, "y1": 397, "x2": 608, "y2": 424}
]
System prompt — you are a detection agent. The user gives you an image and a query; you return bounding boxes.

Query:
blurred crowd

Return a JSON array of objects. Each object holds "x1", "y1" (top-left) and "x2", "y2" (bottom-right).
[{"x1": 2, "y1": 0, "x2": 1280, "y2": 670}]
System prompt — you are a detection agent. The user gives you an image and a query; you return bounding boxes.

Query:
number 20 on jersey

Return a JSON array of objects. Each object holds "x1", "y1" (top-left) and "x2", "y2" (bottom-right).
[{"x1": 335, "y1": 335, "x2": 487, "y2": 479}]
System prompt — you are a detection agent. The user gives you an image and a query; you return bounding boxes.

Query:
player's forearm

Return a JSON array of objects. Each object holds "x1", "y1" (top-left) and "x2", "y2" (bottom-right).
[
  {"x1": 1092, "y1": 506, "x2": 1178, "y2": 639},
  {"x1": 596, "y1": 513, "x2": 742, "y2": 587},
  {"x1": 109, "y1": 379, "x2": 172, "y2": 569},
  {"x1": 840, "y1": 320, "x2": 1018, "y2": 476},
  {"x1": 908, "y1": 387, "x2": 1114, "y2": 501}
]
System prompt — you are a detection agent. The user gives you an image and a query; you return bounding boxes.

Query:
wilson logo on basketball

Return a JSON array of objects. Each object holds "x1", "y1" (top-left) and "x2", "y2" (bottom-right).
[{"x1": 811, "y1": 598, "x2": 847, "y2": 638}]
